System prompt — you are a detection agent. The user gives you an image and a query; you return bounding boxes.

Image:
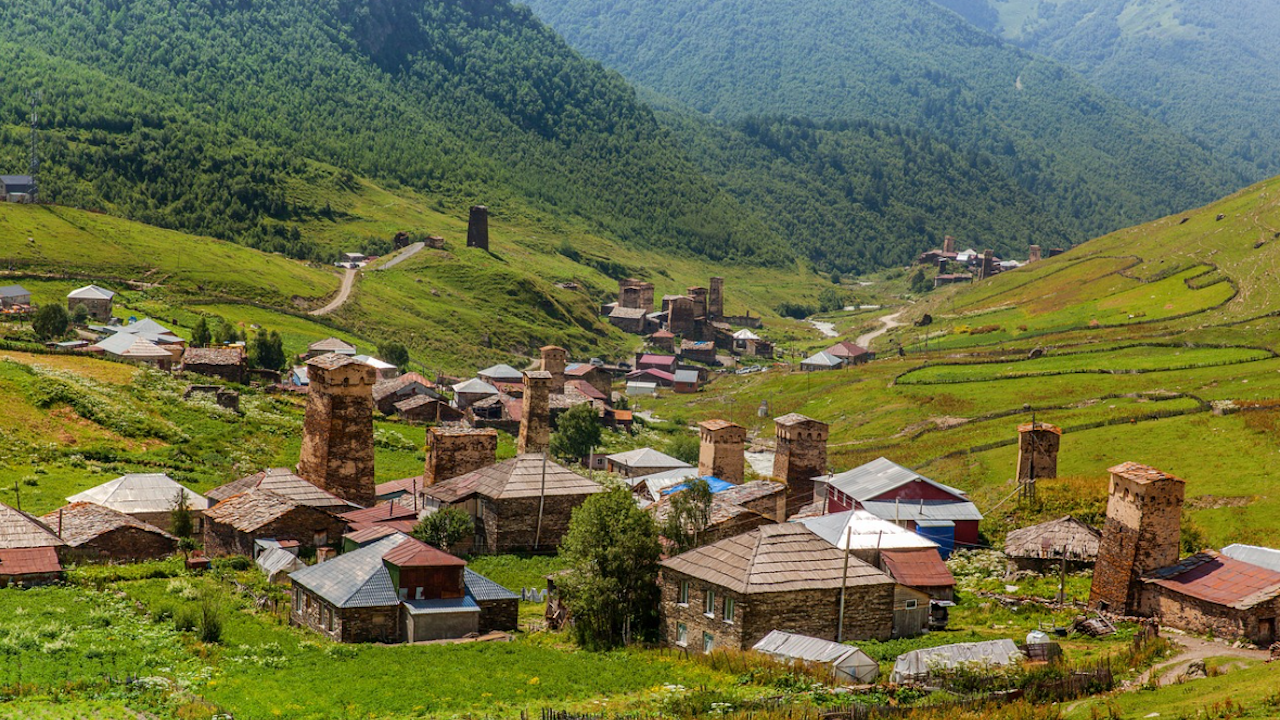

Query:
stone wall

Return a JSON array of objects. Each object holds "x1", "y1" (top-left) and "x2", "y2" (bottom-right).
[
  {"x1": 478, "y1": 494, "x2": 587, "y2": 554},
  {"x1": 518, "y1": 371, "x2": 552, "y2": 455},
  {"x1": 64, "y1": 527, "x2": 176, "y2": 563},
  {"x1": 1140, "y1": 586, "x2": 1280, "y2": 645},
  {"x1": 426, "y1": 427, "x2": 498, "y2": 485},
  {"x1": 477, "y1": 597, "x2": 519, "y2": 633},
  {"x1": 699, "y1": 421, "x2": 745, "y2": 484},
  {"x1": 659, "y1": 568, "x2": 747, "y2": 651},
  {"x1": 298, "y1": 355, "x2": 377, "y2": 506},
  {"x1": 773, "y1": 416, "x2": 829, "y2": 517},
  {"x1": 68, "y1": 297, "x2": 112, "y2": 322},
  {"x1": 290, "y1": 584, "x2": 400, "y2": 643},
  {"x1": 1090, "y1": 470, "x2": 1184, "y2": 613},
  {"x1": 203, "y1": 507, "x2": 347, "y2": 557}
]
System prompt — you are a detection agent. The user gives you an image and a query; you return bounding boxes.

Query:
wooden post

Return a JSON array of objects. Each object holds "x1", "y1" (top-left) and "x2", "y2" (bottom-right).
[
  {"x1": 837, "y1": 526, "x2": 852, "y2": 642},
  {"x1": 534, "y1": 452, "x2": 548, "y2": 550},
  {"x1": 1058, "y1": 551, "x2": 1068, "y2": 604}
]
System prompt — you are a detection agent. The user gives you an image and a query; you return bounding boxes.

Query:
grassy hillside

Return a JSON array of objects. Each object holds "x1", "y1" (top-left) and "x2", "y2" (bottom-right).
[
  {"x1": 934, "y1": 0, "x2": 1280, "y2": 179},
  {"x1": 524, "y1": 0, "x2": 1245, "y2": 248},
  {"x1": 642, "y1": 174, "x2": 1280, "y2": 548}
]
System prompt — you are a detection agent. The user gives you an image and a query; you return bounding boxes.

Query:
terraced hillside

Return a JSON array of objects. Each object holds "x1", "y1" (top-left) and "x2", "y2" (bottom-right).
[{"x1": 645, "y1": 175, "x2": 1280, "y2": 548}]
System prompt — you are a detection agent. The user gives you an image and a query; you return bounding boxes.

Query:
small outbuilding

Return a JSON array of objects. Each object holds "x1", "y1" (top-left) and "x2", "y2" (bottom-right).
[
  {"x1": 1004, "y1": 515, "x2": 1101, "y2": 573},
  {"x1": 202, "y1": 489, "x2": 348, "y2": 557},
  {"x1": 752, "y1": 630, "x2": 879, "y2": 683},
  {"x1": 890, "y1": 639, "x2": 1023, "y2": 685},
  {"x1": 181, "y1": 347, "x2": 247, "y2": 384},
  {"x1": 257, "y1": 546, "x2": 307, "y2": 584},
  {"x1": 42, "y1": 502, "x2": 177, "y2": 563},
  {"x1": 372, "y1": 372, "x2": 439, "y2": 415}
]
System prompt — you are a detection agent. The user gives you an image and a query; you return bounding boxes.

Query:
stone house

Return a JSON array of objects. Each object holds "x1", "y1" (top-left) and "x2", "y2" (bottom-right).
[
  {"x1": 421, "y1": 455, "x2": 603, "y2": 554},
  {"x1": 1138, "y1": 551, "x2": 1280, "y2": 646},
  {"x1": 606, "y1": 447, "x2": 691, "y2": 478},
  {"x1": 42, "y1": 502, "x2": 177, "y2": 563},
  {"x1": 565, "y1": 363, "x2": 612, "y2": 400},
  {"x1": 649, "y1": 480, "x2": 785, "y2": 548},
  {"x1": 658, "y1": 524, "x2": 896, "y2": 653},
  {"x1": 207, "y1": 467, "x2": 357, "y2": 513},
  {"x1": 679, "y1": 340, "x2": 717, "y2": 365},
  {"x1": 289, "y1": 532, "x2": 517, "y2": 643},
  {"x1": 0, "y1": 501, "x2": 65, "y2": 553},
  {"x1": 305, "y1": 337, "x2": 357, "y2": 360},
  {"x1": 181, "y1": 347, "x2": 247, "y2": 384},
  {"x1": 395, "y1": 396, "x2": 464, "y2": 424},
  {"x1": 1004, "y1": 515, "x2": 1101, "y2": 574},
  {"x1": 608, "y1": 306, "x2": 649, "y2": 334},
  {"x1": 372, "y1": 372, "x2": 439, "y2": 415},
  {"x1": 0, "y1": 547, "x2": 64, "y2": 586},
  {"x1": 67, "y1": 285, "x2": 116, "y2": 322},
  {"x1": 202, "y1": 489, "x2": 349, "y2": 557},
  {"x1": 451, "y1": 378, "x2": 500, "y2": 410},
  {"x1": 0, "y1": 284, "x2": 31, "y2": 308},
  {"x1": 67, "y1": 473, "x2": 209, "y2": 534}
]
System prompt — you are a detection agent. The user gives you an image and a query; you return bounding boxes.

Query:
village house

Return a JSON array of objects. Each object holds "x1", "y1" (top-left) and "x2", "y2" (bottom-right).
[
  {"x1": 338, "y1": 500, "x2": 420, "y2": 536},
  {"x1": 89, "y1": 318, "x2": 185, "y2": 370},
  {"x1": 565, "y1": 363, "x2": 612, "y2": 399},
  {"x1": 288, "y1": 532, "x2": 517, "y2": 643},
  {"x1": 629, "y1": 467, "x2": 702, "y2": 505},
  {"x1": 181, "y1": 346, "x2": 248, "y2": 384},
  {"x1": 673, "y1": 369, "x2": 700, "y2": 394},
  {"x1": 304, "y1": 337, "x2": 357, "y2": 360},
  {"x1": 1090, "y1": 462, "x2": 1280, "y2": 645},
  {"x1": 820, "y1": 458, "x2": 982, "y2": 556},
  {"x1": 0, "y1": 501, "x2": 65, "y2": 586},
  {"x1": 208, "y1": 467, "x2": 357, "y2": 513},
  {"x1": 42, "y1": 502, "x2": 176, "y2": 563},
  {"x1": 67, "y1": 473, "x2": 209, "y2": 533},
  {"x1": 649, "y1": 480, "x2": 786, "y2": 547},
  {"x1": 606, "y1": 448, "x2": 692, "y2": 478},
  {"x1": 626, "y1": 368, "x2": 675, "y2": 387},
  {"x1": 659, "y1": 524, "x2": 896, "y2": 653},
  {"x1": 67, "y1": 285, "x2": 115, "y2": 322},
  {"x1": 679, "y1": 340, "x2": 717, "y2": 365},
  {"x1": 0, "y1": 175, "x2": 35, "y2": 202},
  {"x1": 421, "y1": 455, "x2": 603, "y2": 554},
  {"x1": 800, "y1": 351, "x2": 844, "y2": 372},
  {"x1": 731, "y1": 329, "x2": 773, "y2": 358},
  {"x1": 0, "y1": 284, "x2": 32, "y2": 309},
  {"x1": 451, "y1": 377, "x2": 500, "y2": 410},
  {"x1": 202, "y1": 489, "x2": 349, "y2": 557},
  {"x1": 478, "y1": 364, "x2": 524, "y2": 387},
  {"x1": 648, "y1": 329, "x2": 676, "y2": 352},
  {"x1": 1222, "y1": 544, "x2": 1280, "y2": 572},
  {"x1": 608, "y1": 305, "x2": 649, "y2": 334},
  {"x1": 395, "y1": 395, "x2": 465, "y2": 424},
  {"x1": 372, "y1": 372, "x2": 439, "y2": 415},
  {"x1": 635, "y1": 353, "x2": 679, "y2": 374},
  {"x1": 824, "y1": 341, "x2": 874, "y2": 366},
  {"x1": 1004, "y1": 515, "x2": 1101, "y2": 574}
]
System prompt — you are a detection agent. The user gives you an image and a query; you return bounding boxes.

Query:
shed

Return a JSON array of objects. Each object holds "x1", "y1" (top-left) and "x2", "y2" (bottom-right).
[
  {"x1": 626, "y1": 381, "x2": 658, "y2": 396},
  {"x1": 0, "y1": 175, "x2": 34, "y2": 201},
  {"x1": 258, "y1": 546, "x2": 307, "y2": 584},
  {"x1": 1004, "y1": 516, "x2": 1101, "y2": 573},
  {"x1": 372, "y1": 372, "x2": 438, "y2": 414},
  {"x1": 67, "y1": 473, "x2": 209, "y2": 532},
  {"x1": 42, "y1": 502, "x2": 177, "y2": 563},
  {"x1": 673, "y1": 369, "x2": 700, "y2": 394},
  {"x1": 752, "y1": 630, "x2": 879, "y2": 683},
  {"x1": 0, "y1": 501, "x2": 65, "y2": 551},
  {"x1": 890, "y1": 639, "x2": 1023, "y2": 684},
  {"x1": 0, "y1": 284, "x2": 32, "y2": 307}
]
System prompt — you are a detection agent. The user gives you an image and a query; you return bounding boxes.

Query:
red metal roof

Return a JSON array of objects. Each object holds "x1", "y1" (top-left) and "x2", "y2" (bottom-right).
[
  {"x1": 375, "y1": 476, "x2": 420, "y2": 498},
  {"x1": 344, "y1": 525, "x2": 404, "y2": 545},
  {"x1": 1145, "y1": 551, "x2": 1280, "y2": 608},
  {"x1": 825, "y1": 341, "x2": 871, "y2": 358},
  {"x1": 880, "y1": 548, "x2": 955, "y2": 589},
  {"x1": 638, "y1": 354, "x2": 678, "y2": 367},
  {"x1": 348, "y1": 519, "x2": 417, "y2": 534},
  {"x1": 567, "y1": 379, "x2": 607, "y2": 401},
  {"x1": 382, "y1": 537, "x2": 466, "y2": 568},
  {"x1": 340, "y1": 501, "x2": 419, "y2": 525},
  {"x1": 0, "y1": 547, "x2": 63, "y2": 576}
]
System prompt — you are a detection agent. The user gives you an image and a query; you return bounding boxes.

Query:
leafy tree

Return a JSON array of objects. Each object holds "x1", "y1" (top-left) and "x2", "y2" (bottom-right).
[
  {"x1": 664, "y1": 433, "x2": 700, "y2": 465},
  {"x1": 660, "y1": 477, "x2": 714, "y2": 554},
  {"x1": 550, "y1": 402, "x2": 603, "y2": 462},
  {"x1": 32, "y1": 304, "x2": 70, "y2": 340},
  {"x1": 411, "y1": 507, "x2": 474, "y2": 553},
  {"x1": 558, "y1": 487, "x2": 662, "y2": 649},
  {"x1": 249, "y1": 329, "x2": 286, "y2": 370},
  {"x1": 69, "y1": 303, "x2": 90, "y2": 326},
  {"x1": 817, "y1": 287, "x2": 848, "y2": 313},
  {"x1": 830, "y1": 271, "x2": 842, "y2": 284},
  {"x1": 191, "y1": 317, "x2": 212, "y2": 347},
  {"x1": 909, "y1": 268, "x2": 932, "y2": 294},
  {"x1": 171, "y1": 490, "x2": 194, "y2": 539},
  {"x1": 212, "y1": 318, "x2": 238, "y2": 346},
  {"x1": 377, "y1": 341, "x2": 410, "y2": 369}
]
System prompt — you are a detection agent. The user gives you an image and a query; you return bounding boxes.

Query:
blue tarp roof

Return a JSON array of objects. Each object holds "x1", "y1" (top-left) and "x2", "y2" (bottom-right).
[{"x1": 662, "y1": 476, "x2": 736, "y2": 496}]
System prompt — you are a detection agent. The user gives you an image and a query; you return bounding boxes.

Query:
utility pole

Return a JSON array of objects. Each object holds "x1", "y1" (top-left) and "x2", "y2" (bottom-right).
[
  {"x1": 26, "y1": 90, "x2": 41, "y2": 203},
  {"x1": 837, "y1": 526, "x2": 852, "y2": 642}
]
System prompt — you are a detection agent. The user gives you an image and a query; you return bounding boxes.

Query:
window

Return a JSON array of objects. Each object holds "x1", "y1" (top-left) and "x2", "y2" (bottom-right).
[
  {"x1": 723, "y1": 597, "x2": 735, "y2": 623},
  {"x1": 293, "y1": 590, "x2": 301, "y2": 611},
  {"x1": 704, "y1": 588, "x2": 716, "y2": 616},
  {"x1": 904, "y1": 599, "x2": 918, "y2": 610},
  {"x1": 702, "y1": 632, "x2": 714, "y2": 653},
  {"x1": 676, "y1": 622, "x2": 688, "y2": 646},
  {"x1": 678, "y1": 580, "x2": 690, "y2": 605}
]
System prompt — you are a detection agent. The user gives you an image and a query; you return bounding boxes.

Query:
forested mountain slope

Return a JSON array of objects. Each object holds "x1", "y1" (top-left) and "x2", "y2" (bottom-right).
[
  {"x1": 523, "y1": 0, "x2": 1245, "y2": 244},
  {"x1": 0, "y1": 0, "x2": 787, "y2": 266},
  {"x1": 933, "y1": 0, "x2": 1280, "y2": 180}
]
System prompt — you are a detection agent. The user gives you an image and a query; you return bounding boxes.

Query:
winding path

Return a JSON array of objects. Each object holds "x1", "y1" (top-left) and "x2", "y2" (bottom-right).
[
  {"x1": 375, "y1": 241, "x2": 425, "y2": 271},
  {"x1": 1136, "y1": 635, "x2": 1269, "y2": 687},
  {"x1": 857, "y1": 309, "x2": 908, "y2": 349},
  {"x1": 310, "y1": 268, "x2": 356, "y2": 317}
]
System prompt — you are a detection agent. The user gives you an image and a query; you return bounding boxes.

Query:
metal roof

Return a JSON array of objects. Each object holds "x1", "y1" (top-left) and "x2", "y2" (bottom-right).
[
  {"x1": 0, "y1": 547, "x2": 62, "y2": 576},
  {"x1": 404, "y1": 596, "x2": 480, "y2": 615},
  {"x1": 257, "y1": 546, "x2": 306, "y2": 579},
  {"x1": 452, "y1": 378, "x2": 499, "y2": 395},
  {"x1": 801, "y1": 351, "x2": 844, "y2": 367},
  {"x1": 68, "y1": 284, "x2": 116, "y2": 300},
  {"x1": 795, "y1": 510, "x2": 938, "y2": 551},
  {"x1": 673, "y1": 370, "x2": 700, "y2": 383},
  {"x1": 0, "y1": 285, "x2": 30, "y2": 298},
  {"x1": 826, "y1": 458, "x2": 968, "y2": 503},
  {"x1": 732, "y1": 329, "x2": 762, "y2": 341},
  {"x1": 638, "y1": 354, "x2": 678, "y2": 367},
  {"x1": 607, "y1": 447, "x2": 691, "y2": 470},
  {"x1": 67, "y1": 474, "x2": 209, "y2": 514},
  {"x1": 290, "y1": 534, "x2": 408, "y2": 608},
  {"x1": 860, "y1": 499, "x2": 983, "y2": 523},
  {"x1": 752, "y1": 630, "x2": 877, "y2": 682},
  {"x1": 464, "y1": 568, "x2": 519, "y2": 601},
  {"x1": 660, "y1": 523, "x2": 895, "y2": 595},
  {"x1": 308, "y1": 337, "x2": 357, "y2": 353},
  {"x1": 891, "y1": 640, "x2": 1022, "y2": 683},
  {"x1": 478, "y1": 364, "x2": 524, "y2": 381},
  {"x1": 880, "y1": 548, "x2": 955, "y2": 589},
  {"x1": 630, "y1": 467, "x2": 701, "y2": 499},
  {"x1": 1221, "y1": 544, "x2": 1280, "y2": 574},
  {"x1": 1143, "y1": 551, "x2": 1280, "y2": 609}
]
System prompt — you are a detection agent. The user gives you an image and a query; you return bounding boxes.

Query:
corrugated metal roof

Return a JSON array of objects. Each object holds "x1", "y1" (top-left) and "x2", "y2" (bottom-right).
[
  {"x1": 404, "y1": 596, "x2": 480, "y2": 615},
  {"x1": 290, "y1": 534, "x2": 409, "y2": 608},
  {"x1": 880, "y1": 548, "x2": 955, "y2": 589},
  {"x1": 464, "y1": 568, "x2": 519, "y2": 601},
  {"x1": 860, "y1": 499, "x2": 983, "y2": 522},
  {"x1": 0, "y1": 547, "x2": 62, "y2": 576},
  {"x1": 1143, "y1": 551, "x2": 1280, "y2": 609},
  {"x1": 382, "y1": 539, "x2": 465, "y2": 568},
  {"x1": 796, "y1": 510, "x2": 939, "y2": 551},
  {"x1": 67, "y1": 474, "x2": 209, "y2": 514},
  {"x1": 452, "y1": 378, "x2": 499, "y2": 395},
  {"x1": 660, "y1": 524, "x2": 895, "y2": 594},
  {"x1": 607, "y1": 448, "x2": 690, "y2": 470},
  {"x1": 1221, "y1": 544, "x2": 1280, "y2": 573},
  {"x1": 258, "y1": 547, "x2": 306, "y2": 579},
  {"x1": 801, "y1": 351, "x2": 843, "y2": 367},
  {"x1": 826, "y1": 458, "x2": 968, "y2": 503},
  {"x1": 891, "y1": 640, "x2": 1022, "y2": 683},
  {"x1": 673, "y1": 370, "x2": 699, "y2": 384},
  {"x1": 68, "y1": 284, "x2": 115, "y2": 300},
  {"x1": 478, "y1": 364, "x2": 524, "y2": 381}
]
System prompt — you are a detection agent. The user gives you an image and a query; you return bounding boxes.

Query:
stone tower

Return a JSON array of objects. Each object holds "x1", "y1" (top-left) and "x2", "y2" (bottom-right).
[
  {"x1": 518, "y1": 370, "x2": 553, "y2": 455},
  {"x1": 708, "y1": 277, "x2": 725, "y2": 319},
  {"x1": 698, "y1": 420, "x2": 745, "y2": 484},
  {"x1": 425, "y1": 427, "x2": 498, "y2": 485},
  {"x1": 540, "y1": 345, "x2": 568, "y2": 394},
  {"x1": 942, "y1": 235, "x2": 956, "y2": 254},
  {"x1": 667, "y1": 296, "x2": 697, "y2": 336},
  {"x1": 1089, "y1": 462, "x2": 1185, "y2": 614},
  {"x1": 298, "y1": 354, "x2": 377, "y2": 506},
  {"x1": 772, "y1": 413, "x2": 829, "y2": 517},
  {"x1": 687, "y1": 287, "x2": 709, "y2": 319},
  {"x1": 467, "y1": 205, "x2": 489, "y2": 250},
  {"x1": 618, "y1": 279, "x2": 654, "y2": 312},
  {"x1": 1017, "y1": 422, "x2": 1061, "y2": 482},
  {"x1": 978, "y1": 249, "x2": 996, "y2": 280},
  {"x1": 1028, "y1": 244, "x2": 1042, "y2": 263}
]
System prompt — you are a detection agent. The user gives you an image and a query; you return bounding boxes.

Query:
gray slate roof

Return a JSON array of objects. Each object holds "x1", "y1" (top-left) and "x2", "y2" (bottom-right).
[
  {"x1": 0, "y1": 285, "x2": 30, "y2": 298},
  {"x1": 826, "y1": 458, "x2": 968, "y2": 503}
]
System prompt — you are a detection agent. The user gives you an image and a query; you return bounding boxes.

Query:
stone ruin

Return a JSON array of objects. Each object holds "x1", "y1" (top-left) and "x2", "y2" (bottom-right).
[{"x1": 425, "y1": 426, "x2": 498, "y2": 486}]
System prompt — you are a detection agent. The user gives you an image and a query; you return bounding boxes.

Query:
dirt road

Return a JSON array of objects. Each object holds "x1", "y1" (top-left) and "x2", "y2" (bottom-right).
[
  {"x1": 1137, "y1": 635, "x2": 1270, "y2": 687},
  {"x1": 856, "y1": 309, "x2": 907, "y2": 349},
  {"x1": 310, "y1": 268, "x2": 356, "y2": 317}
]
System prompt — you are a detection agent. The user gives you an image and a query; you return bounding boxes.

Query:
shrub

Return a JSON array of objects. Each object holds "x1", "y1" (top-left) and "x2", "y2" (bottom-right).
[
  {"x1": 174, "y1": 606, "x2": 199, "y2": 632},
  {"x1": 199, "y1": 598, "x2": 224, "y2": 644}
]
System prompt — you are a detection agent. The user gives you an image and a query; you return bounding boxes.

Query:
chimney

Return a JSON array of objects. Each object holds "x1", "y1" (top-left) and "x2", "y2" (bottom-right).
[
  {"x1": 1017, "y1": 421, "x2": 1061, "y2": 483},
  {"x1": 772, "y1": 413, "x2": 830, "y2": 518},
  {"x1": 518, "y1": 371, "x2": 553, "y2": 455},
  {"x1": 698, "y1": 419, "x2": 746, "y2": 484},
  {"x1": 298, "y1": 353, "x2": 377, "y2": 507},
  {"x1": 540, "y1": 345, "x2": 568, "y2": 394},
  {"x1": 467, "y1": 205, "x2": 489, "y2": 250},
  {"x1": 425, "y1": 427, "x2": 498, "y2": 485}
]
